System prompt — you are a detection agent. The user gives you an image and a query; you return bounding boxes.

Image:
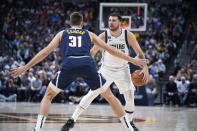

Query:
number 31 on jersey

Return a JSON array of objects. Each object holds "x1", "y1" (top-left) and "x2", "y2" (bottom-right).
[{"x1": 69, "y1": 36, "x2": 82, "y2": 47}]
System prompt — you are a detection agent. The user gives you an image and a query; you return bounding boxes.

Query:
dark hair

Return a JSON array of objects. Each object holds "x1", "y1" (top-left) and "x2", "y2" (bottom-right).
[
  {"x1": 109, "y1": 12, "x2": 122, "y2": 21},
  {"x1": 70, "y1": 12, "x2": 83, "y2": 26}
]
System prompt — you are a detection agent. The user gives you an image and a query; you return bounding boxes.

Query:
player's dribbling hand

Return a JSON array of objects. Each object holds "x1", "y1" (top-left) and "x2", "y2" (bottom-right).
[
  {"x1": 133, "y1": 57, "x2": 148, "y2": 68},
  {"x1": 9, "y1": 64, "x2": 28, "y2": 78},
  {"x1": 134, "y1": 54, "x2": 149, "y2": 83},
  {"x1": 140, "y1": 66, "x2": 149, "y2": 83}
]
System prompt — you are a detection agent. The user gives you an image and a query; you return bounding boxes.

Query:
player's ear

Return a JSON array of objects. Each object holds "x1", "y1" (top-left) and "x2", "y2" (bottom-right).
[
  {"x1": 80, "y1": 21, "x2": 84, "y2": 28},
  {"x1": 69, "y1": 21, "x2": 72, "y2": 27},
  {"x1": 119, "y1": 22, "x2": 121, "y2": 26}
]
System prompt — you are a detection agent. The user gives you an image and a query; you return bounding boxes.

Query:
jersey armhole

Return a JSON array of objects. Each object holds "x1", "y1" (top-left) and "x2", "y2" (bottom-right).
[
  {"x1": 59, "y1": 30, "x2": 67, "y2": 48},
  {"x1": 86, "y1": 30, "x2": 92, "y2": 43},
  {"x1": 125, "y1": 30, "x2": 134, "y2": 57},
  {"x1": 125, "y1": 30, "x2": 130, "y2": 49},
  {"x1": 105, "y1": 30, "x2": 107, "y2": 43}
]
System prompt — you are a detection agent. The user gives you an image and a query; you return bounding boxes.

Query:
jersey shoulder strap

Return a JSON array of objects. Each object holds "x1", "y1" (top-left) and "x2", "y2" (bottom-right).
[
  {"x1": 124, "y1": 29, "x2": 130, "y2": 49},
  {"x1": 104, "y1": 30, "x2": 108, "y2": 43}
]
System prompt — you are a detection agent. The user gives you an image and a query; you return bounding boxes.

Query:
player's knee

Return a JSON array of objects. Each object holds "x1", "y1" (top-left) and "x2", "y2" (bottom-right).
[
  {"x1": 44, "y1": 87, "x2": 57, "y2": 101},
  {"x1": 45, "y1": 93, "x2": 55, "y2": 101}
]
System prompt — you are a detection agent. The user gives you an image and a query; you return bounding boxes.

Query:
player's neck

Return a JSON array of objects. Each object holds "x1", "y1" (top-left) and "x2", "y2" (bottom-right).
[
  {"x1": 110, "y1": 28, "x2": 122, "y2": 37},
  {"x1": 71, "y1": 26, "x2": 82, "y2": 29}
]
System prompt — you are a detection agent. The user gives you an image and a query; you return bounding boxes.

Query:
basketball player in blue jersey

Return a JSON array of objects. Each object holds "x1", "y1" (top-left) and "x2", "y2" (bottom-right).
[
  {"x1": 10, "y1": 12, "x2": 147, "y2": 131},
  {"x1": 64, "y1": 13, "x2": 149, "y2": 131}
]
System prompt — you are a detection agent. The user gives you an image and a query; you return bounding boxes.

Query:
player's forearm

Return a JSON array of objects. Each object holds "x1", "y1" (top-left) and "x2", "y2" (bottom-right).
[
  {"x1": 138, "y1": 53, "x2": 148, "y2": 68},
  {"x1": 138, "y1": 54, "x2": 145, "y2": 59},
  {"x1": 25, "y1": 32, "x2": 61, "y2": 70},
  {"x1": 93, "y1": 35, "x2": 135, "y2": 64},
  {"x1": 106, "y1": 45, "x2": 136, "y2": 64},
  {"x1": 90, "y1": 45, "x2": 100, "y2": 57},
  {"x1": 25, "y1": 49, "x2": 50, "y2": 70},
  {"x1": 90, "y1": 49, "x2": 97, "y2": 57}
]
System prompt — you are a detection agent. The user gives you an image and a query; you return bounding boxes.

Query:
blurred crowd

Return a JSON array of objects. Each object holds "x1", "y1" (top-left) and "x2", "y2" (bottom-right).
[
  {"x1": 0, "y1": 0, "x2": 95, "y2": 102},
  {"x1": 0, "y1": 0, "x2": 194, "y2": 105},
  {"x1": 163, "y1": 44, "x2": 197, "y2": 106},
  {"x1": 139, "y1": 2, "x2": 186, "y2": 79}
]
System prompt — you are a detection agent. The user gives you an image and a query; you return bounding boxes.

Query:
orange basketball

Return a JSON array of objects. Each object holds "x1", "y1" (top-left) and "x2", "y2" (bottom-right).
[{"x1": 131, "y1": 70, "x2": 146, "y2": 86}]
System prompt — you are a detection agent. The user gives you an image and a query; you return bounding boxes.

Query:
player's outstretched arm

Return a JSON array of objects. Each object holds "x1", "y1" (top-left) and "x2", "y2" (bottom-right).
[
  {"x1": 90, "y1": 33, "x2": 105, "y2": 57},
  {"x1": 10, "y1": 31, "x2": 63, "y2": 77},
  {"x1": 88, "y1": 31, "x2": 147, "y2": 68},
  {"x1": 90, "y1": 45, "x2": 100, "y2": 57},
  {"x1": 127, "y1": 31, "x2": 149, "y2": 82}
]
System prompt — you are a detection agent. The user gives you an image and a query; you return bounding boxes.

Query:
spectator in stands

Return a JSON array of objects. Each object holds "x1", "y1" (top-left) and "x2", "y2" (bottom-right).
[
  {"x1": 35, "y1": 71, "x2": 48, "y2": 101},
  {"x1": 149, "y1": 63, "x2": 158, "y2": 79},
  {"x1": 28, "y1": 72, "x2": 36, "y2": 87},
  {"x1": 28, "y1": 74, "x2": 42, "y2": 102},
  {"x1": 0, "y1": 73, "x2": 3, "y2": 93},
  {"x1": 163, "y1": 75, "x2": 179, "y2": 105},
  {"x1": 67, "y1": 77, "x2": 89, "y2": 103},
  {"x1": 188, "y1": 22, "x2": 195, "y2": 45},
  {"x1": 191, "y1": 45, "x2": 197, "y2": 60},
  {"x1": 174, "y1": 61, "x2": 181, "y2": 76},
  {"x1": 0, "y1": 79, "x2": 17, "y2": 102},
  {"x1": 176, "y1": 68, "x2": 187, "y2": 81},
  {"x1": 146, "y1": 75, "x2": 158, "y2": 105},
  {"x1": 157, "y1": 59, "x2": 166, "y2": 78},
  {"x1": 186, "y1": 74, "x2": 197, "y2": 106},
  {"x1": 13, "y1": 76, "x2": 21, "y2": 89},
  {"x1": 176, "y1": 76, "x2": 190, "y2": 105},
  {"x1": 19, "y1": 73, "x2": 30, "y2": 101}
]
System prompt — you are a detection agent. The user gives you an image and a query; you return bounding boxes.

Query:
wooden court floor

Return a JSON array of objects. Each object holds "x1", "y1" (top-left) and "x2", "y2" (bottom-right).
[{"x1": 0, "y1": 102, "x2": 196, "y2": 131}]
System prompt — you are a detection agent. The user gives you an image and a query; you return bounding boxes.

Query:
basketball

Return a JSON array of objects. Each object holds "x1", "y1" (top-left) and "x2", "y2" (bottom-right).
[{"x1": 131, "y1": 70, "x2": 146, "y2": 86}]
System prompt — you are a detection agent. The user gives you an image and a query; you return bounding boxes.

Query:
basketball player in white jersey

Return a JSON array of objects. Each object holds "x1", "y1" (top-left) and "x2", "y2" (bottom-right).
[{"x1": 63, "y1": 13, "x2": 149, "y2": 131}]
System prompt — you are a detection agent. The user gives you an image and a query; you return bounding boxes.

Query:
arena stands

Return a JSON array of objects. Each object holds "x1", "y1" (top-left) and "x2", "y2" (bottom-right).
[{"x1": 0, "y1": 0, "x2": 195, "y2": 106}]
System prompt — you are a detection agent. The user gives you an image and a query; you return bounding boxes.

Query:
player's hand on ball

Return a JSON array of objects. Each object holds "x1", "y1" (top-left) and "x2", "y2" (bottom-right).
[
  {"x1": 132, "y1": 70, "x2": 146, "y2": 86},
  {"x1": 140, "y1": 66, "x2": 149, "y2": 83}
]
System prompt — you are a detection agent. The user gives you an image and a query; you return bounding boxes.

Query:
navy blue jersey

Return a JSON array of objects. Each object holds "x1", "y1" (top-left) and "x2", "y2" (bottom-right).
[
  {"x1": 60, "y1": 28, "x2": 91, "y2": 58},
  {"x1": 50, "y1": 28, "x2": 105, "y2": 91},
  {"x1": 59, "y1": 28, "x2": 92, "y2": 69}
]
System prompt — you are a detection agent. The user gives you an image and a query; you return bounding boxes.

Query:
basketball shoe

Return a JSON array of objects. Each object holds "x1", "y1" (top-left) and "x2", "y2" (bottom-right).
[
  {"x1": 61, "y1": 118, "x2": 75, "y2": 131},
  {"x1": 130, "y1": 121, "x2": 139, "y2": 131}
]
